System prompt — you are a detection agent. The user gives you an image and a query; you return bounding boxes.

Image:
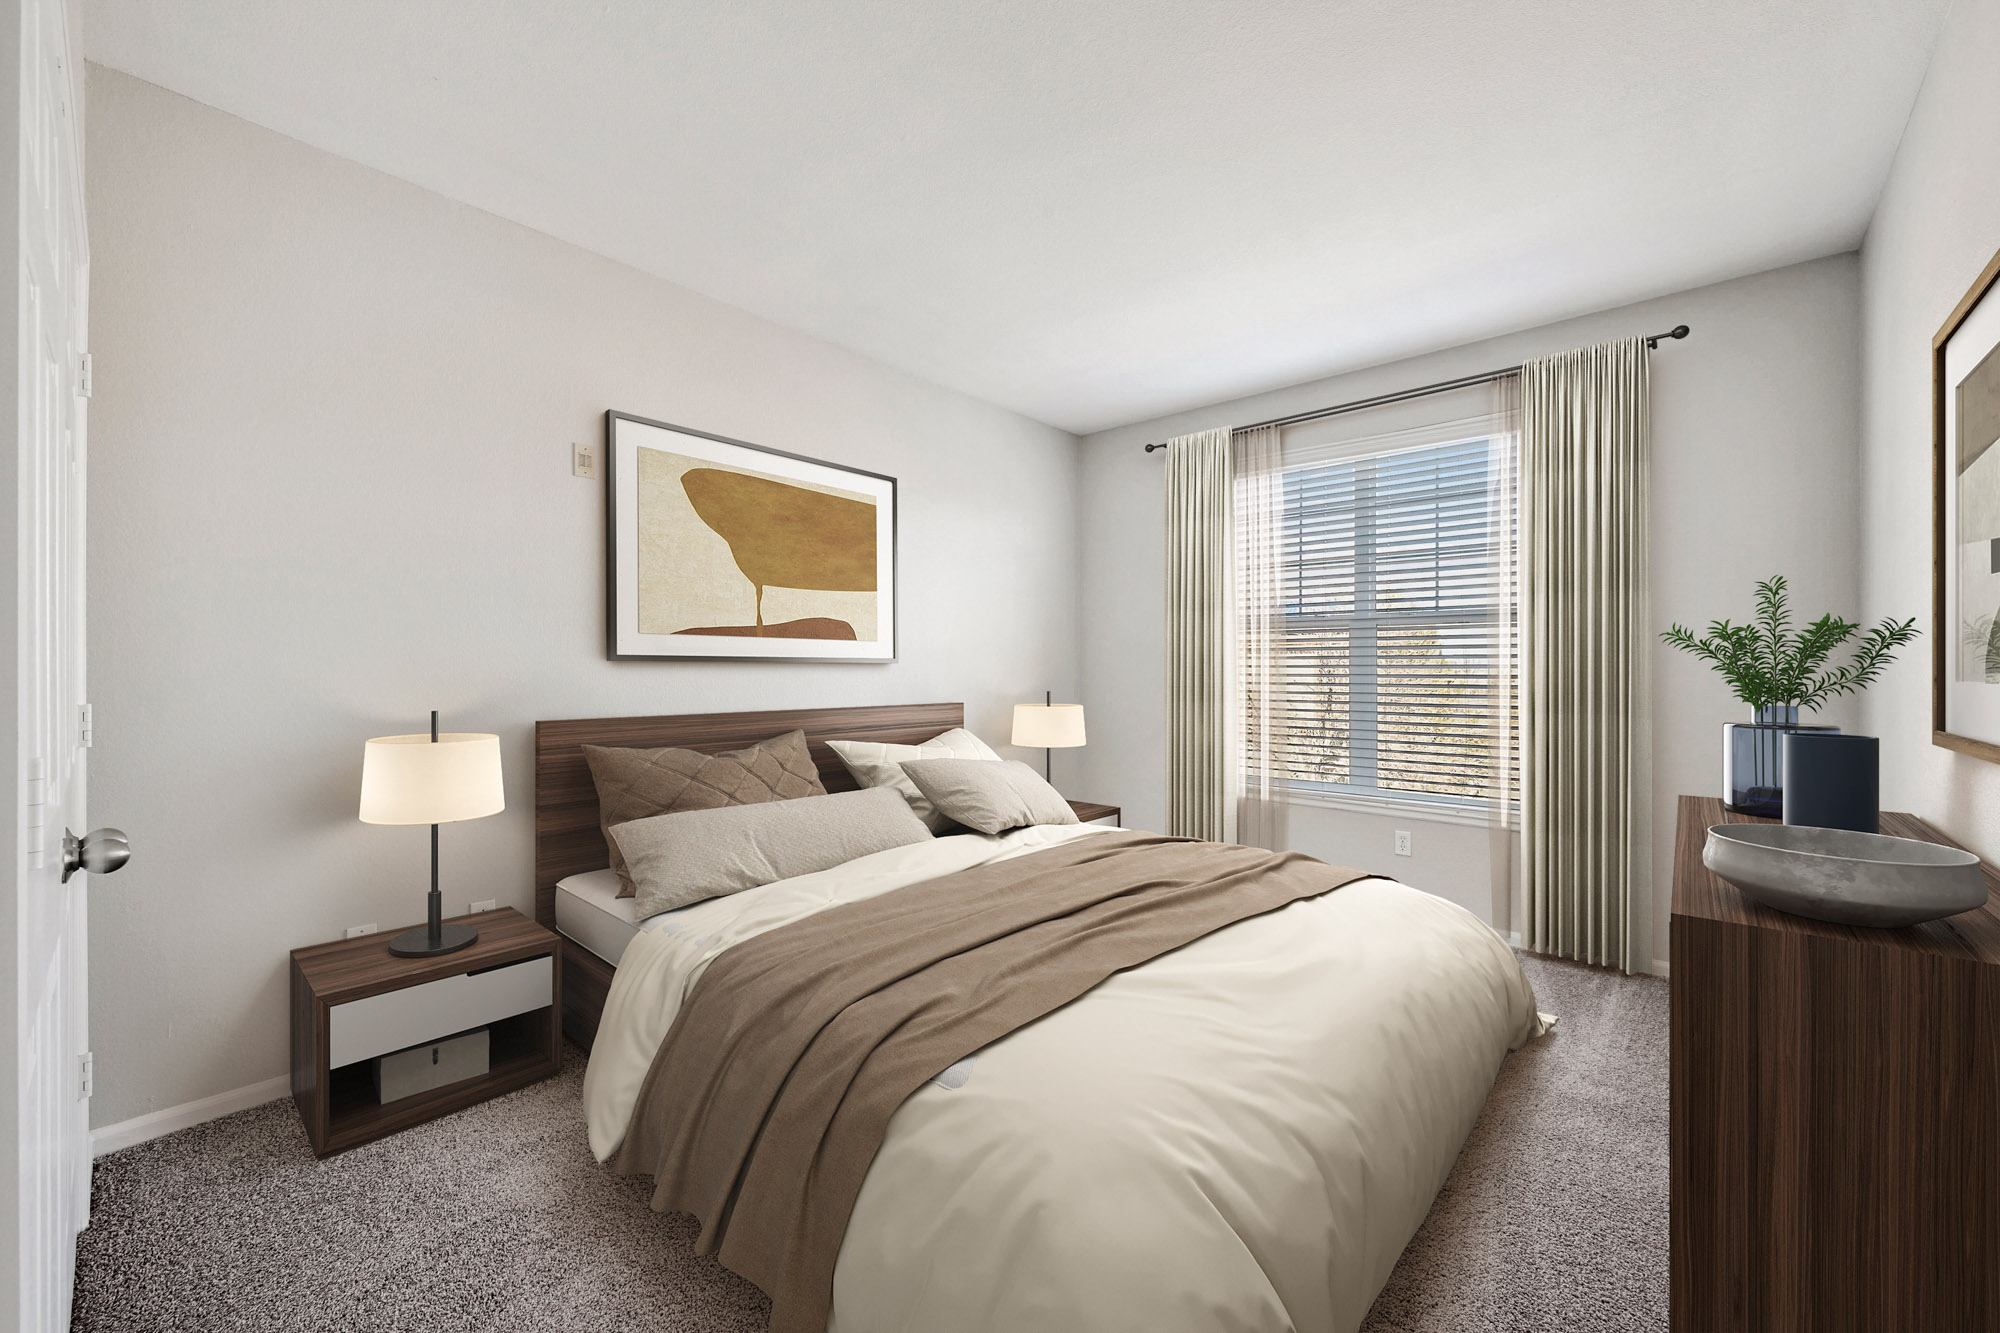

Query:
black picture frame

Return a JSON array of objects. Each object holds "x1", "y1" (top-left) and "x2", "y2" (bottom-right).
[{"x1": 604, "y1": 410, "x2": 898, "y2": 663}]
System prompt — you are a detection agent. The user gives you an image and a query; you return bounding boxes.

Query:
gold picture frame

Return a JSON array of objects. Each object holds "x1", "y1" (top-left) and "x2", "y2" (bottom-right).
[{"x1": 1933, "y1": 242, "x2": 2000, "y2": 763}]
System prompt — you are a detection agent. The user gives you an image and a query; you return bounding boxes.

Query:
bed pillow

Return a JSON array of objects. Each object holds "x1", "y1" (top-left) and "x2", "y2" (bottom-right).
[
  {"x1": 824, "y1": 727, "x2": 1002, "y2": 831},
  {"x1": 582, "y1": 729, "x2": 826, "y2": 898},
  {"x1": 610, "y1": 786, "x2": 931, "y2": 918},
  {"x1": 898, "y1": 758, "x2": 1080, "y2": 836}
]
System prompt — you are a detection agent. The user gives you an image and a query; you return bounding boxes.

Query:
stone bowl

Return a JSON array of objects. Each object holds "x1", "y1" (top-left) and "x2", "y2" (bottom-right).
[{"x1": 1703, "y1": 823, "x2": 1990, "y2": 928}]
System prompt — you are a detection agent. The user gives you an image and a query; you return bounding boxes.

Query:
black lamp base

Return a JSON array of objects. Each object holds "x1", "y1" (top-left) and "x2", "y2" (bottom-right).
[{"x1": 387, "y1": 921, "x2": 479, "y2": 958}]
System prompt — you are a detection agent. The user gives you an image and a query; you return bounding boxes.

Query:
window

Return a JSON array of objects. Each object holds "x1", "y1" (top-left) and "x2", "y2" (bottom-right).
[{"x1": 1250, "y1": 430, "x2": 1517, "y2": 811}]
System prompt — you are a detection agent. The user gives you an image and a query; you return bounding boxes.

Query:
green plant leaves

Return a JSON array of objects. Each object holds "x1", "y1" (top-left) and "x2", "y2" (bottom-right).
[{"x1": 1660, "y1": 574, "x2": 1918, "y2": 713}]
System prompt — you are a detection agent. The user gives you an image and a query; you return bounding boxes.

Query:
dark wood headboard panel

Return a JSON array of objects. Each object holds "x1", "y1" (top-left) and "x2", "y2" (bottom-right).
[{"x1": 533, "y1": 702, "x2": 965, "y2": 927}]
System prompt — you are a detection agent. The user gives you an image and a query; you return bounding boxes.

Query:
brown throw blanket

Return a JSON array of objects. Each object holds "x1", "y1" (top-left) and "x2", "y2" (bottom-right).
[{"x1": 612, "y1": 829, "x2": 1371, "y2": 1333}]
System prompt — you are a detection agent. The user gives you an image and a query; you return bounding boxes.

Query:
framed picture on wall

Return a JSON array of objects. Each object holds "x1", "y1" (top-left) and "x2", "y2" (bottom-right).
[
  {"x1": 605, "y1": 411, "x2": 897, "y2": 662},
  {"x1": 1934, "y1": 244, "x2": 2000, "y2": 761}
]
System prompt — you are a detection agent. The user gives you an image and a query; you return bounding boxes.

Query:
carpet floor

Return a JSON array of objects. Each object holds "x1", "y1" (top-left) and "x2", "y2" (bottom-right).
[{"x1": 72, "y1": 953, "x2": 1666, "y2": 1332}]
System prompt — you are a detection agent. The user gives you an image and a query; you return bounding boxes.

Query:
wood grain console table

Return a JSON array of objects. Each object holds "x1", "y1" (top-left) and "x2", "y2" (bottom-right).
[{"x1": 1670, "y1": 794, "x2": 2000, "y2": 1331}]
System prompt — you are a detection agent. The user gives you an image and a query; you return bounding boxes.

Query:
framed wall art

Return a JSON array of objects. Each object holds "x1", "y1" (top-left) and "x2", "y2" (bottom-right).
[
  {"x1": 605, "y1": 411, "x2": 897, "y2": 662},
  {"x1": 1934, "y1": 243, "x2": 2000, "y2": 762}
]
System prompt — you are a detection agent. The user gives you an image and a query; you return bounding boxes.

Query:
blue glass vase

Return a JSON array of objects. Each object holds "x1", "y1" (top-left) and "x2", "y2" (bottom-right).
[{"x1": 1722, "y1": 705, "x2": 1838, "y2": 818}]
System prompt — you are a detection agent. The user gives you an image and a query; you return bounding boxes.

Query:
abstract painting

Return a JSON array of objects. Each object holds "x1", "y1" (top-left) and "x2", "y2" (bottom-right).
[
  {"x1": 606, "y1": 412, "x2": 896, "y2": 661},
  {"x1": 1935, "y1": 244, "x2": 2000, "y2": 761}
]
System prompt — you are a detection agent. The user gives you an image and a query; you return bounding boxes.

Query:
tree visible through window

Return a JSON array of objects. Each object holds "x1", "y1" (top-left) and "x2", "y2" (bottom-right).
[{"x1": 1251, "y1": 434, "x2": 1517, "y2": 807}]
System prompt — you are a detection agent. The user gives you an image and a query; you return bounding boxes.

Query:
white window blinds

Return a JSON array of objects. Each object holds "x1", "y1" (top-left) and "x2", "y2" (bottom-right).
[{"x1": 1246, "y1": 394, "x2": 1519, "y2": 812}]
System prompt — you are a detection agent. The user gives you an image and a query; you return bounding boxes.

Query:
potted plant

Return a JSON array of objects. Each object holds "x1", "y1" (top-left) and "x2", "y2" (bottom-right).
[{"x1": 1662, "y1": 576, "x2": 1917, "y2": 817}]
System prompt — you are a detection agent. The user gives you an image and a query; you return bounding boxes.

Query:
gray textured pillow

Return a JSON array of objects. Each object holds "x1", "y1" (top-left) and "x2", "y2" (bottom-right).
[
  {"x1": 582, "y1": 729, "x2": 826, "y2": 898},
  {"x1": 897, "y1": 758, "x2": 1080, "y2": 836},
  {"x1": 824, "y1": 727, "x2": 1002, "y2": 831},
  {"x1": 610, "y1": 786, "x2": 931, "y2": 918}
]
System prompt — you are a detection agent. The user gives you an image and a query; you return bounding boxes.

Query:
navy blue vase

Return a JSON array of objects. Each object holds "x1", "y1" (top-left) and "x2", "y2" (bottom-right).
[
  {"x1": 1781, "y1": 732, "x2": 1879, "y2": 833},
  {"x1": 1722, "y1": 705, "x2": 1838, "y2": 818}
]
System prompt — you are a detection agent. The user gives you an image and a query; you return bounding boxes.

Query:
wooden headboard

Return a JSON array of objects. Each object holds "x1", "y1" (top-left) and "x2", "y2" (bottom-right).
[{"x1": 532, "y1": 702, "x2": 965, "y2": 927}]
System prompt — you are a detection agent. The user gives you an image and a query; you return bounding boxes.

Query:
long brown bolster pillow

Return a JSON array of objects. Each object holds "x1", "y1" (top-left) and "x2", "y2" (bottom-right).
[{"x1": 612, "y1": 828, "x2": 1373, "y2": 1333}]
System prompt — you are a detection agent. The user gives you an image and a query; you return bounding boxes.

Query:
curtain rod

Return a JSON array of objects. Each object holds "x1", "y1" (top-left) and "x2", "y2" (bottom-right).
[{"x1": 1141, "y1": 324, "x2": 1690, "y2": 452}]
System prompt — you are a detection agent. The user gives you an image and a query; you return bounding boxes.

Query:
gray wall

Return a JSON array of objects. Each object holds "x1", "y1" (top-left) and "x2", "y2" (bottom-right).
[
  {"x1": 1078, "y1": 254, "x2": 1863, "y2": 971},
  {"x1": 1858, "y1": 0, "x2": 2000, "y2": 859},
  {"x1": 84, "y1": 67, "x2": 1081, "y2": 1127}
]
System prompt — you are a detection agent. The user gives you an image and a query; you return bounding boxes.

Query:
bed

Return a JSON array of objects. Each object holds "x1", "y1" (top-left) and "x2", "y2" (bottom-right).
[
  {"x1": 536, "y1": 703, "x2": 1547, "y2": 1333},
  {"x1": 533, "y1": 701, "x2": 967, "y2": 1046}
]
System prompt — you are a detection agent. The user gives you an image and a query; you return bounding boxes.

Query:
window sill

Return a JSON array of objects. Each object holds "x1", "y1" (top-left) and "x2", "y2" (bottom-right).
[{"x1": 1267, "y1": 786, "x2": 1514, "y2": 829}]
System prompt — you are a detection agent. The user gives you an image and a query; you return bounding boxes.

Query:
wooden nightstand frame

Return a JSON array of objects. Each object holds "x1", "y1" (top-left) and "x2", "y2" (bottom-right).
[
  {"x1": 289, "y1": 907, "x2": 561, "y2": 1157},
  {"x1": 1067, "y1": 800, "x2": 1120, "y2": 825}
]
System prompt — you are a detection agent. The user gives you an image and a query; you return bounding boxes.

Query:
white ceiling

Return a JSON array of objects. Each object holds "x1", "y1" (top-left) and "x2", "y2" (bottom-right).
[{"x1": 85, "y1": 1, "x2": 1946, "y2": 434}]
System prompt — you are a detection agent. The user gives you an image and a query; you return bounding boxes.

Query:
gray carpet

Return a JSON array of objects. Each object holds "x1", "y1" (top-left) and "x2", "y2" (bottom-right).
[{"x1": 73, "y1": 953, "x2": 1666, "y2": 1332}]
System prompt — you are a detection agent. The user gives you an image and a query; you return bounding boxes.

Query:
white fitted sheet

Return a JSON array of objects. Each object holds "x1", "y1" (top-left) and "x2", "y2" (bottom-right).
[{"x1": 554, "y1": 869, "x2": 640, "y2": 966}]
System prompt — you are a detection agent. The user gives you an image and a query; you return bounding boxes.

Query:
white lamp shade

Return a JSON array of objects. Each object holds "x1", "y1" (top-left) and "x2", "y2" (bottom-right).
[
  {"x1": 359, "y1": 732, "x2": 506, "y2": 825},
  {"x1": 1012, "y1": 704, "x2": 1086, "y2": 749}
]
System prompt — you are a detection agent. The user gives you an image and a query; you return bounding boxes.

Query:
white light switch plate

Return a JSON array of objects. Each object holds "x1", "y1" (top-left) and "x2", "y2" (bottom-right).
[
  {"x1": 572, "y1": 441, "x2": 597, "y2": 479},
  {"x1": 1393, "y1": 830, "x2": 1412, "y2": 857},
  {"x1": 469, "y1": 899, "x2": 497, "y2": 914},
  {"x1": 345, "y1": 923, "x2": 377, "y2": 939}
]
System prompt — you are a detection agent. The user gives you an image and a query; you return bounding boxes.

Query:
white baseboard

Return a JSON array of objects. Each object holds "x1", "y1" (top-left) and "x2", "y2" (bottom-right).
[{"x1": 91, "y1": 1074, "x2": 291, "y2": 1158}]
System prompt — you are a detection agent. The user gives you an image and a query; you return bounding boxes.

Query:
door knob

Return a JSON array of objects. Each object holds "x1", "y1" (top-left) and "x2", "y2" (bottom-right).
[{"x1": 62, "y1": 828, "x2": 129, "y2": 883}]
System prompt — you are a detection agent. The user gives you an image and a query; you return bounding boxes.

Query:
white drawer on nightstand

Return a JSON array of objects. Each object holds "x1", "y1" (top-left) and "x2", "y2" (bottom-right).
[{"x1": 328, "y1": 955, "x2": 552, "y2": 1069}]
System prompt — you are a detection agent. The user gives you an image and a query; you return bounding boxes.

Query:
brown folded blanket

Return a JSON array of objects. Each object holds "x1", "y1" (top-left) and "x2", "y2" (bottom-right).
[{"x1": 612, "y1": 828, "x2": 1371, "y2": 1333}]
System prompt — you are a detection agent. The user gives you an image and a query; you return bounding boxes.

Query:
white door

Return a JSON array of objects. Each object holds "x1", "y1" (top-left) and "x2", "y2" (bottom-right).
[{"x1": 12, "y1": 0, "x2": 93, "y2": 1326}]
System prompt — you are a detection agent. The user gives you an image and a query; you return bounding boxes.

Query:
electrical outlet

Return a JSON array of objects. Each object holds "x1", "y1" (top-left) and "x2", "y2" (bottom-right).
[
  {"x1": 572, "y1": 441, "x2": 598, "y2": 479},
  {"x1": 1393, "y1": 830, "x2": 1412, "y2": 857},
  {"x1": 470, "y1": 899, "x2": 497, "y2": 914},
  {"x1": 344, "y1": 923, "x2": 377, "y2": 939}
]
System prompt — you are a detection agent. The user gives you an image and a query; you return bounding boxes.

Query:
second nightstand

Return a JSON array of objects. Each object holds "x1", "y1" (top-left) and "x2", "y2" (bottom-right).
[
  {"x1": 1067, "y1": 800, "x2": 1122, "y2": 827},
  {"x1": 289, "y1": 907, "x2": 560, "y2": 1157}
]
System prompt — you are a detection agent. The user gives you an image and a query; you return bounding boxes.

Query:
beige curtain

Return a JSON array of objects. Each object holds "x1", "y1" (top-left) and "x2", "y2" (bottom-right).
[
  {"x1": 1166, "y1": 428, "x2": 1235, "y2": 842},
  {"x1": 1233, "y1": 425, "x2": 1288, "y2": 852},
  {"x1": 1484, "y1": 380, "x2": 1523, "y2": 929},
  {"x1": 1520, "y1": 338, "x2": 1652, "y2": 973}
]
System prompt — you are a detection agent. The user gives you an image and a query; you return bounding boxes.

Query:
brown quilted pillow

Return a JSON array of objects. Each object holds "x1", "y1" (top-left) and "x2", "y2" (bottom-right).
[{"x1": 581, "y1": 729, "x2": 826, "y2": 898}]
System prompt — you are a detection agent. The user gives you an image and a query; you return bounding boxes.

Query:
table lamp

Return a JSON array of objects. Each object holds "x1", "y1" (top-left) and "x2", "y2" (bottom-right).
[
  {"x1": 359, "y1": 711, "x2": 505, "y2": 957},
  {"x1": 1012, "y1": 692, "x2": 1086, "y2": 784}
]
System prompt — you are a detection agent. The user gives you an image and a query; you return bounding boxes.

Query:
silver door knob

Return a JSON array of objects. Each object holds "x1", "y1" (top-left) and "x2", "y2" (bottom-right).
[{"x1": 62, "y1": 828, "x2": 129, "y2": 883}]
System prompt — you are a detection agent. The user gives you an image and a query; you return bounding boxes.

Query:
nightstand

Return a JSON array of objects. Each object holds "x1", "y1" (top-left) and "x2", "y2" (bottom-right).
[
  {"x1": 1068, "y1": 800, "x2": 1122, "y2": 826},
  {"x1": 289, "y1": 907, "x2": 561, "y2": 1157}
]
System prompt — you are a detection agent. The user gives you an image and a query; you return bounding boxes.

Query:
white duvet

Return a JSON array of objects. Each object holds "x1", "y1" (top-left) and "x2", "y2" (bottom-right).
[{"x1": 585, "y1": 824, "x2": 1547, "y2": 1333}]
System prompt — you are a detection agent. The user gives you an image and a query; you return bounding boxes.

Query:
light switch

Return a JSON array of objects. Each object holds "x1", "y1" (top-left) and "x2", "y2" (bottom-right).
[{"x1": 572, "y1": 441, "x2": 598, "y2": 479}]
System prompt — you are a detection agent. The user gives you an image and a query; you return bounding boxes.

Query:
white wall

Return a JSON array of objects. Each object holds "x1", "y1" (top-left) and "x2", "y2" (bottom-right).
[
  {"x1": 1858, "y1": 0, "x2": 2000, "y2": 859},
  {"x1": 83, "y1": 67, "x2": 1081, "y2": 1128},
  {"x1": 1079, "y1": 254, "x2": 1864, "y2": 970}
]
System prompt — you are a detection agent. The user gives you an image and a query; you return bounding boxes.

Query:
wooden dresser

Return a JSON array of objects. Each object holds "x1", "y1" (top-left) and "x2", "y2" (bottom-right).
[{"x1": 1671, "y1": 794, "x2": 2000, "y2": 1331}]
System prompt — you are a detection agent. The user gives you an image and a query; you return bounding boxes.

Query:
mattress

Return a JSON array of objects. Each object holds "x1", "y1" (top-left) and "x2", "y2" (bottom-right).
[{"x1": 554, "y1": 869, "x2": 640, "y2": 966}]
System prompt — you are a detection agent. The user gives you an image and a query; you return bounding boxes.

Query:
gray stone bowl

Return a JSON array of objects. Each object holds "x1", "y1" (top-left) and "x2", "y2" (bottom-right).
[{"x1": 1703, "y1": 823, "x2": 1990, "y2": 928}]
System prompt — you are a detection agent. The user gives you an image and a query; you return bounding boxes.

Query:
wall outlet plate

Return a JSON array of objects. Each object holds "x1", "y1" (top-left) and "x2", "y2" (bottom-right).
[
  {"x1": 469, "y1": 899, "x2": 497, "y2": 914},
  {"x1": 344, "y1": 923, "x2": 377, "y2": 939},
  {"x1": 1393, "y1": 830, "x2": 1412, "y2": 857},
  {"x1": 572, "y1": 441, "x2": 597, "y2": 479}
]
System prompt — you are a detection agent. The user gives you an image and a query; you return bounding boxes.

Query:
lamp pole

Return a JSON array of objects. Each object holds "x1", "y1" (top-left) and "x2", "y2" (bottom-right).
[{"x1": 427, "y1": 709, "x2": 442, "y2": 951}]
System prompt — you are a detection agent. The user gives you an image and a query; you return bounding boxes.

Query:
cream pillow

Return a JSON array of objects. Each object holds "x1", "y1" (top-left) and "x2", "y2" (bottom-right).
[
  {"x1": 824, "y1": 727, "x2": 1002, "y2": 831},
  {"x1": 899, "y1": 758, "x2": 1080, "y2": 836},
  {"x1": 609, "y1": 787, "x2": 931, "y2": 919}
]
